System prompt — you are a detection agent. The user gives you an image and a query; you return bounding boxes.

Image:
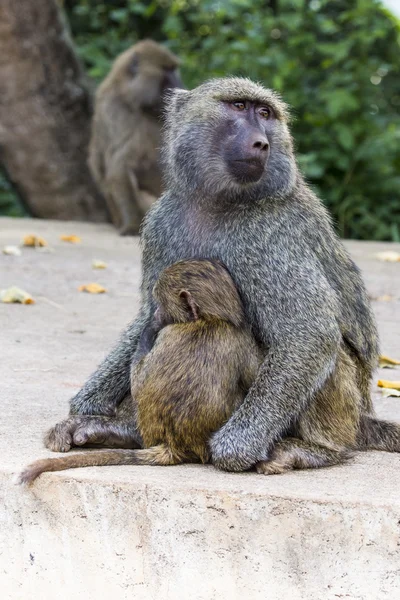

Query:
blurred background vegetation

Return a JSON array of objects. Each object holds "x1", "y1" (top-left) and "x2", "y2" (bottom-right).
[{"x1": 1, "y1": 0, "x2": 399, "y2": 240}]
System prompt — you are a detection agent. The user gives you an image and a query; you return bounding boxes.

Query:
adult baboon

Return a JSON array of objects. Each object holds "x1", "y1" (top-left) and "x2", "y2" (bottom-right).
[
  {"x1": 44, "y1": 78, "x2": 400, "y2": 475},
  {"x1": 89, "y1": 40, "x2": 183, "y2": 235}
]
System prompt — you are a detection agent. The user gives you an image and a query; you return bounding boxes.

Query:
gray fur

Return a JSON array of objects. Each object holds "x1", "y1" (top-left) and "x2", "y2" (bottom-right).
[{"x1": 64, "y1": 77, "x2": 382, "y2": 471}]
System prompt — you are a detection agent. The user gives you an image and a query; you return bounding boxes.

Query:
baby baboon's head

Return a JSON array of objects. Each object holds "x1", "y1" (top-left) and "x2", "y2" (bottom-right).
[{"x1": 153, "y1": 259, "x2": 245, "y2": 327}]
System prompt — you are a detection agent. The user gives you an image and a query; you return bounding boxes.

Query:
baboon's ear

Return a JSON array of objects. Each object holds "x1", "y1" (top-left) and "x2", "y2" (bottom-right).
[
  {"x1": 179, "y1": 290, "x2": 199, "y2": 320},
  {"x1": 127, "y1": 53, "x2": 139, "y2": 77},
  {"x1": 167, "y1": 88, "x2": 191, "y2": 114}
]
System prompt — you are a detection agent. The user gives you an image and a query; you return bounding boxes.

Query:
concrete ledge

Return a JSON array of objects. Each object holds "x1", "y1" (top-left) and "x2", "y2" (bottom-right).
[{"x1": 1, "y1": 218, "x2": 400, "y2": 600}]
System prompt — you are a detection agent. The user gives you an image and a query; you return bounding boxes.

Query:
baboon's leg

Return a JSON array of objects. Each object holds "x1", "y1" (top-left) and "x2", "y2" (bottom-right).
[
  {"x1": 45, "y1": 396, "x2": 142, "y2": 452},
  {"x1": 358, "y1": 415, "x2": 400, "y2": 452},
  {"x1": 107, "y1": 168, "x2": 144, "y2": 235},
  {"x1": 298, "y1": 346, "x2": 361, "y2": 444},
  {"x1": 104, "y1": 189, "x2": 122, "y2": 229},
  {"x1": 137, "y1": 190, "x2": 157, "y2": 213},
  {"x1": 256, "y1": 347, "x2": 361, "y2": 475},
  {"x1": 349, "y1": 351, "x2": 374, "y2": 414},
  {"x1": 255, "y1": 438, "x2": 349, "y2": 475}
]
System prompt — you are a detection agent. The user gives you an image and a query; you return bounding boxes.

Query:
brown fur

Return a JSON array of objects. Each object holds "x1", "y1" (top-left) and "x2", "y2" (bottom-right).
[
  {"x1": 88, "y1": 40, "x2": 182, "y2": 235},
  {"x1": 18, "y1": 260, "x2": 262, "y2": 484},
  {"x1": 256, "y1": 346, "x2": 360, "y2": 473}
]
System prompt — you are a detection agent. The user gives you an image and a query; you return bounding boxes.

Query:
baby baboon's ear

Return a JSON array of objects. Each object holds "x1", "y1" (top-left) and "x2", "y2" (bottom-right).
[{"x1": 179, "y1": 290, "x2": 199, "y2": 320}]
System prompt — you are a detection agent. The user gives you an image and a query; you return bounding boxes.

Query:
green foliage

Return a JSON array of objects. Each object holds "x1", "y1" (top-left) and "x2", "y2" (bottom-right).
[
  {"x1": 0, "y1": 170, "x2": 26, "y2": 217},
  {"x1": 2, "y1": 0, "x2": 400, "y2": 241},
  {"x1": 66, "y1": 0, "x2": 400, "y2": 240}
]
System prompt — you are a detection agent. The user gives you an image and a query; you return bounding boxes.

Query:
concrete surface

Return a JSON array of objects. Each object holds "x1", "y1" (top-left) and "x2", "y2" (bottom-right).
[{"x1": 1, "y1": 217, "x2": 400, "y2": 600}]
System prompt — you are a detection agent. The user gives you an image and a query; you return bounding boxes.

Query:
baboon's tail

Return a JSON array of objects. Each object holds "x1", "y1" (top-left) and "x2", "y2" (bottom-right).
[
  {"x1": 358, "y1": 415, "x2": 400, "y2": 452},
  {"x1": 17, "y1": 445, "x2": 180, "y2": 485}
]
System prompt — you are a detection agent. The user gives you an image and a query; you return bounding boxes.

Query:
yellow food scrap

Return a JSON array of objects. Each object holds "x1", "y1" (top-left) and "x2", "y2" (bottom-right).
[
  {"x1": 78, "y1": 283, "x2": 107, "y2": 294},
  {"x1": 377, "y1": 380, "x2": 400, "y2": 391},
  {"x1": 379, "y1": 355, "x2": 400, "y2": 369},
  {"x1": 376, "y1": 251, "x2": 400, "y2": 262},
  {"x1": 0, "y1": 286, "x2": 35, "y2": 304},
  {"x1": 375, "y1": 295, "x2": 394, "y2": 302},
  {"x1": 23, "y1": 235, "x2": 48, "y2": 247},
  {"x1": 92, "y1": 259, "x2": 107, "y2": 269},
  {"x1": 60, "y1": 235, "x2": 81, "y2": 243}
]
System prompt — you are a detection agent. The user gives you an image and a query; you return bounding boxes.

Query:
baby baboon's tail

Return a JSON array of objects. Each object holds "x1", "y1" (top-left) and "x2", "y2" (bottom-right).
[
  {"x1": 17, "y1": 445, "x2": 181, "y2": 485},
  {"x1": 358, "y1": 415, "x2": 400, "y2": 452}
]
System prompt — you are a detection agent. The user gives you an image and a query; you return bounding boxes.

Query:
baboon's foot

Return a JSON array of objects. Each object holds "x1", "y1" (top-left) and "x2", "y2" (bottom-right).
[{"x1": 44, "y1": 416, "x2": 129, "y2": 452}]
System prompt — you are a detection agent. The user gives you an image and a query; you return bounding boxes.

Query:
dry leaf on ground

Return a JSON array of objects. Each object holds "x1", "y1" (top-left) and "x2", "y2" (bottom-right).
[
  {"x1": 0, "y1": 286, "x2": 35, "y2": 304},
  {"x1": 376, "y1": 251, "x2": 400, "y2": 262},
  {"x1": 78, "y1": 283, "x2": 107, "y2": 294},
  {"x1": 2, "y1": 245, "x2": 22, "y2": 256},
  {"x1": 23, "y1": 234, "x2": 48, "y2": 247},
  {"x1": 92, "y1": 259, "x2": 107, "y2": 269},
  {"x1": 379, "y1": 355, "x2": 400, "y2": 369},
  {"x1": 377, "y1": 379, "x2": 400, "y2": 391},
  {"x1": 381, "y1": 388, "x2": 400, "y2": 398},
  {"x1": 369, "y1": 294, "x2": 393, "y2": 302},
  {"x1": 60, "y1": 235, "x2": 81, "y2": 243}
]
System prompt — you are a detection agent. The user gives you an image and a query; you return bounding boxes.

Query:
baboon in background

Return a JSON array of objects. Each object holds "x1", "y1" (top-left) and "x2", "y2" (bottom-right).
[
  {"x1": 89, "y1": 40, "x2": 183, "y2": 235},
  {"x1": 43, "y1": 77, "x2": 400, "y2": 475},
  {"x1": 19, "y1": 260, "x2": 262, "y2": 484}
]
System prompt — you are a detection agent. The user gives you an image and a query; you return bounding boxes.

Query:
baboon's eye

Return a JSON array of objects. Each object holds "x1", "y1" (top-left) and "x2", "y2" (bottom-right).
[
  {"x1": 232, "y1": 101, "x2": 246, "y2": 111},
  {"x1": 259, "y1": 107, "x2": 271, "y2": 120}
]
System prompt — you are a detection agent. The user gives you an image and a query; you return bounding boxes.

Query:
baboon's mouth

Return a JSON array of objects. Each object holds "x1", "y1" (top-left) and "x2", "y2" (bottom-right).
[
  {"x1": 228, "y1": 158, "x2": 266, "y2": 183},
  {"x1": 234, "y1": 158, "x2": 266, "y2": 172},
  {"x1": 234, "y1": 158, "x2": 263, "y2": 166}
]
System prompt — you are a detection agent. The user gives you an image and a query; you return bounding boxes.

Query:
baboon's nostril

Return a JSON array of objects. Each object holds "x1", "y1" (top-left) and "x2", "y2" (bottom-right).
[{"x1": 253, "y1": 139, "x2": 269, "y2": 151}]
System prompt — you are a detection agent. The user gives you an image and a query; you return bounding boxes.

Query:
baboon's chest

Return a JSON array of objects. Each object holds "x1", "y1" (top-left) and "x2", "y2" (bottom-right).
[{"x1": 156, "y1": 208, "x2": 276, "y2": 297}]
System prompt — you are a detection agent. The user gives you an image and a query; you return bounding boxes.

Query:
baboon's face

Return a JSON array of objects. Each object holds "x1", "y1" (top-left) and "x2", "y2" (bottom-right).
[
  {"x1": 133, "y1": 60, "x2": 183, "y2": 110},
  {"x1": 163, "y1": 78, "x2": 297, "y2": 201},
  {"x1": 217, "y1": 101, "x2": 272, "y2": 184},
  {"x1": 161, "y1": 66, "x2": 184, "y2": 97},
  {"x1": 117, "y1": 41, "x2": 183, "y2": 111}
]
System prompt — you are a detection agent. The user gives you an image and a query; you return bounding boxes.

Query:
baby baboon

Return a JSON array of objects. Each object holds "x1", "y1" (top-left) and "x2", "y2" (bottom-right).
[
  {"x1": 18, "y1": 260, "x2": 262, "y2": 484},
  {"x1": 89, "y1": 39, "x2": 183, "y2": 235},
  {"x1": 45, "y1": 77, "x2": 400, "y2": 475}
]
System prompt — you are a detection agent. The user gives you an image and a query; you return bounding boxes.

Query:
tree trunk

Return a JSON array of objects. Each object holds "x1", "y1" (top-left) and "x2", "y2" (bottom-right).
[{"x1": 0, "y1": 0, "x2": 109, "y2": 222}]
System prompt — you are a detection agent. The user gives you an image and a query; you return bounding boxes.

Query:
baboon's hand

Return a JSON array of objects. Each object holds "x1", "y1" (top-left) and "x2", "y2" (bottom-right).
[{"x1": 210, "y1": 422, "x2": 267, "y2": 472}]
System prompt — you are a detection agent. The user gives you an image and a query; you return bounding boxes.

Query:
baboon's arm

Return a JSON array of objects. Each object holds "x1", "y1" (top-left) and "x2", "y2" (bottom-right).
[
  {"x1": 69, "y1": 277, "x2": 160, "y2": 418},
  {"x1": 88, "y1": 115, "x2": 109, "y2": 188},
  {"x1": 68, "y1": 223, "x2": 164, "y2": 416},
  {"x1": 239, "y1": 336, "x2": 263, "y2": 392},
  {"x1": 88, "y1": 139, "x2": 106, "y2": 189},
  {"x1": 69, "y1": 308, "x2": 148, "y2": 416},
  {"x1": 135, "y1": 315, "x2": 164, "y2": 361},
  {"x1": 211, "y1": 267, "x2": 341, "y2": 472}
]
